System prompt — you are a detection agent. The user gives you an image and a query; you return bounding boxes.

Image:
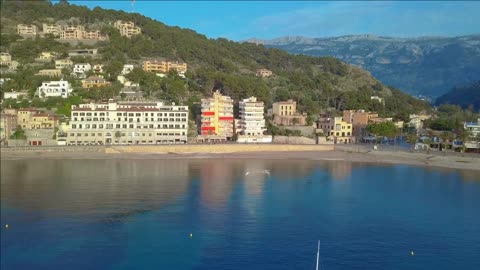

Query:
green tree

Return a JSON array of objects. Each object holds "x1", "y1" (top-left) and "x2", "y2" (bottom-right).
[
  {"x1": 10, "y1": 125, "x2": 26, "y2": 140},
  {"x1": 367, "y1": 122, "x2": 398, "y2": 138}
]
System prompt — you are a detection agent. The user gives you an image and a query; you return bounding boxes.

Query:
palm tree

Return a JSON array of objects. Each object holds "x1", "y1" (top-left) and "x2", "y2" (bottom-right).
[{"x1": 439, "y1": 131, "x2": 453, "y2": 151}]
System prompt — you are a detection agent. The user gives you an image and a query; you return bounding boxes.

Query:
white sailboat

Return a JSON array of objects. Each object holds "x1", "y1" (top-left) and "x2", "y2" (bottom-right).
[{"x1": 316, "y1": 240, "x2": 320, "y2": 270}]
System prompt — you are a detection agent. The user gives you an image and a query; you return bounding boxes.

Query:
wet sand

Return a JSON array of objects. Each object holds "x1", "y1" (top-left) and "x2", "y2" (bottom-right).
[{"x1": 2, "y1": 146, "x2": 480, "y2": 172}]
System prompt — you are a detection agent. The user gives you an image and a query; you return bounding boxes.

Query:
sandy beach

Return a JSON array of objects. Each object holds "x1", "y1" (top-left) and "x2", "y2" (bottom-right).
[{"x1": 1, "y1": 144, "x2": 480, "y2": 172}]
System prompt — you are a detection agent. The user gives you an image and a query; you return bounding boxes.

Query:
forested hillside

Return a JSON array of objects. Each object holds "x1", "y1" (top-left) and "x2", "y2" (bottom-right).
[
  {"x1": 435, "y1": 81, "x2": 480, "y2": 111},
  {"x1": 0, "y1": 0, "x2": 430, "y2": 120},
  {"x1": 250, "y1": 35, "x2": 480, "y2": 98}
]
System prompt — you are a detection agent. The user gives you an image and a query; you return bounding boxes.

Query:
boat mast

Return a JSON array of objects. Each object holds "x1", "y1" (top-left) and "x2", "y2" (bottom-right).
[{"x1": 316, "y1": 240, "x2": 320, "y2": 270}]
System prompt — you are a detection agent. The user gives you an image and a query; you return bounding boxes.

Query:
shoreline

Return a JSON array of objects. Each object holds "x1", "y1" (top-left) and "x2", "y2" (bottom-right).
[{"x1": 1, "y1": 145, "x2": 480, "y2": 172}]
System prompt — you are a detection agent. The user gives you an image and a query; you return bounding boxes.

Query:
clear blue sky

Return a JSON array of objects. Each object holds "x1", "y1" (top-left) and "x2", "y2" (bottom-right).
[{"x1": 70, "y1": 1, "x2": 480, "y2": 41}]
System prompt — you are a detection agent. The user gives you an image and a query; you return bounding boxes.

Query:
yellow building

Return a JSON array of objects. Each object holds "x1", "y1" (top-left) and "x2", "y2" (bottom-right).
[
  {"x1": 0, "y1": 52, "x2": 12, "y2": 66},
  {"x1": 17, "y1": 24, "x2": 38, "y2": 35},
  {"x1": 270, "y1": 99, "x2": 306, "y2": 126},
  {"x1": 17, "y1": 109, "x2": 58, "y2": 130},
  {"x1": 36, "y1": 51, "x2": 57, "y2": 62},
  {"x1": 200, "y1": 91, "x2": 234, "y2": 140},
  {"x1": 81, "y1": 76, "x2": 111, "y2": 88},
  {"x1": 142, "y1": 60, "x2": 187, "y2": 75},
  {"x1": 272, "y1": 99, "x2": 296, "y2": 116},
  {"x1": 317, "y1": 115, "x2": 354, "y2": 144}
]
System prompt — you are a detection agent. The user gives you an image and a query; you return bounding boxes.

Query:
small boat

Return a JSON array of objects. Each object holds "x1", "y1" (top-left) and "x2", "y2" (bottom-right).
[{"x1": 315, "y1": 240, "x2": 320, "y2": 270}]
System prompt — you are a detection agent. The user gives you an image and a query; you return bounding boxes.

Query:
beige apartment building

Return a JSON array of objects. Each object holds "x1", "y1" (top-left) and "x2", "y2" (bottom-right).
[
  {"x1": 81, "y1": 76, "x2": 111, "y2": 88},
  {"x1": 256, "y1": 68, "x2": 273, "y2": 78},
  {"x1": 36, "y1": 69, "x2": 62, "y2": 77},
  {"x1": 55, "y1": 59, "x2": 73, "y2": 69},
  {"x1": 270, "y1": 99, "x2": 306, "y2": 126},
  {"x1": 114, "y1": 20, "x2": 141, "y2": 38},
  {"x1": 60, "y1": 25, "x2": 85, "y2": 39},
  {"x1": 17, "y1": 24, "x2": 38, "y2": 35},
  {"x1": 142, "y1": 60, "x2": 188, "y2": 75},
  {"x1": 67, "y1": 101, "x2": 189, "y2": 145},
  {"x1": 42, "y1": 23, "x2": 62, "y2": 37},
  {"x1": 83, "y1": 30, "x2": 106, "y2": 40},
  {"x1": 200, "y1": 91, "x2": 234, "y2": 140}
]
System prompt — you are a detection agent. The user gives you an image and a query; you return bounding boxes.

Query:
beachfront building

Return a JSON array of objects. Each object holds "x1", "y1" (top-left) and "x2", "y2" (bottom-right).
[
  {"x1": 55, "y1": 59, "x2": 73, "y2": 69},
  {"x1": 81, "y1": 76, "x2": 111, "y2": 88},
  {"x1": 17, "y1": 108, "x2": 59, "y2": 130},
  {"x1": 37, "y1": 79, "x2": 73, "y2": 98},
  {"x1": 36, "y1": 69, "x2": 62, "y2": 77},
  {"x1": 256, "y1": 68, "x2": 273, "y2": 78},
  {"x1": 342, "y1": 110, "x2": 379, "y2": 138},
  {"x1": 0, "y1": 52, "x2": 12, "y2": 67},
  {"x1": 408, "y1": 114, "x2": 431, "y2": 131},
  {"x1": 0, "y1": 110, "x2": 17, "y2": 141},
  {"x1": 237, "y1": 96, "x2": 271, "y2": 143},
  {"x1": 317, "y1": 114, "x2": 354, "y2": 144},
  {"x1": 113, "y1": 20, "x2": 141, "y2": 38},
  {"x1": 42, "y1": 23, "x2": 62, "y2": 37},
  {"x1": 142, "y1": 60, "x2": 187, "y2": 77},
  {"x1": 269, "y1": 99, "x2": 306, "y2": 126},
  {"x1": 67, "y1": 101, "x2": 188, "y2": 145},
  {"x1": 199, "y1": 91, "x2": 234, "y2": 141},
  {"x1": 17, "y1": 24, "x2": 38, "y2": 35},
  {"x1": 464, "y1": 118, "x2": 480, "y2": 139},
  {"x1": 72, "y1": 63, "x2": 92, "y2": 78}
]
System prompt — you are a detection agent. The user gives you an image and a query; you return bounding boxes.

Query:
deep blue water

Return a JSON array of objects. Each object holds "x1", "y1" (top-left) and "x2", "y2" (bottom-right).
[{"x1": 1, "y1": 159, "x2": 480, "y2": 270}]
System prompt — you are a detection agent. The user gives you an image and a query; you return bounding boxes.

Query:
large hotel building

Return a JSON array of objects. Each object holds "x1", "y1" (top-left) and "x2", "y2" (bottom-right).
[
  {"x1": 200, "y1": 91, "x2": 234, "y2": 140},
  {"x1": 67, "y1": 101, "x2": 188, "y2": 145}
]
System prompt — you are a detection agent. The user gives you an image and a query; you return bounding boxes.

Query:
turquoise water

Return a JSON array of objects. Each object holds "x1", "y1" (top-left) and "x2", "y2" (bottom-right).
[{"x1": 1, "y1": 159, "x2": 479, "y2": 269}]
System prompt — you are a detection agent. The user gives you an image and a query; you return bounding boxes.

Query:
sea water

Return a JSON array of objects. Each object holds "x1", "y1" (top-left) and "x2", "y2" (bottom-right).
[{"x1": 1, "y1": 159, "x2": 479, "y2": 270}]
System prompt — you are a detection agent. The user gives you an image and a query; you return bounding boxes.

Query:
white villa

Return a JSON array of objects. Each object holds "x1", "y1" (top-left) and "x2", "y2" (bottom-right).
[{"x1": 37, "y1": 80, "x2": 73, "y2": 98}]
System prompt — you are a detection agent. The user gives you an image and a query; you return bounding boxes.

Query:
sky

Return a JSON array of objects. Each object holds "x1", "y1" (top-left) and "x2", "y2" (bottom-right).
[{"x1": 70, "y1": 1, "x2": 480, "y2": 41}]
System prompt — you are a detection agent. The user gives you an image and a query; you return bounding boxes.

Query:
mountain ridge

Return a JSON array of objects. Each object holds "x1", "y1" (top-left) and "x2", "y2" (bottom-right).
[{"x1": 245, "y1": 34, "x2": 480, "y2": 98}]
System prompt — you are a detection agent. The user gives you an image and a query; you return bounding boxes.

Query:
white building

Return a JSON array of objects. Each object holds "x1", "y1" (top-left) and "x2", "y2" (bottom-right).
[
  {"x1": 371, "y1": 96, "x2": 385, "y2": 105},
  {"x1": 117, "y1": 75, "x2": 139, "y2": 87},
  {"x1": 237, "y1": 96, "x2": 272, "y2": 143},
  {"x1": 465, "y1": 118, "x2": 480, "y2": 139},
  {"x1": 3, "y1": 91, "x2": 28, "y2": 100},
  {"x1": 37, "y1": 80, "x2": 73, "y2": 98},
  {"x1": 72, "y1": 63, "x2": 91, "y2": 78},
  {"x1": 67, "y1": 101, "x2": 189, "y2": 145},
  {"x1": 121, "y1": 64, "x2": 135, "y2": 75}
]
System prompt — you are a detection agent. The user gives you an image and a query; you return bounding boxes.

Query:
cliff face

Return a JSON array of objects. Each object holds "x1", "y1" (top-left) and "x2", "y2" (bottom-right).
[{"x1": 248, "y1": 34, "x2": 480, "y2": 98}]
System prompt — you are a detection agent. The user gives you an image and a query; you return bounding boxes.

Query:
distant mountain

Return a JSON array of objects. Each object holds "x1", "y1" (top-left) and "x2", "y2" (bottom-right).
[
  {"x1": 246, "y1": 34, "x2": 480, "y2": 98},
  {"x1": 435, "y1": 81, "x2": 480, "y2": 110}
]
